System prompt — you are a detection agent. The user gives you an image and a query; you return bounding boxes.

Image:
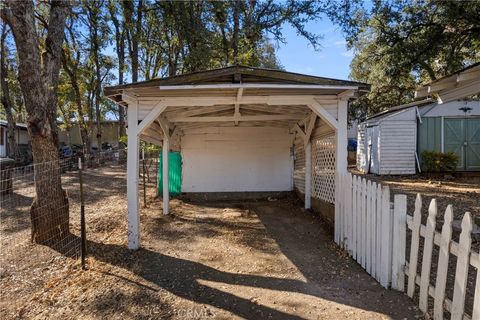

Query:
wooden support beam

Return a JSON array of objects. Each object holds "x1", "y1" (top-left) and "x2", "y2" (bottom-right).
[
  {"x1": 338, "y1": 89, "x2": 356, "y2": 99},
  {"x1": 308, "y1": 99, "x2": 339, "y2": 130},
  {"x1": 336, "y1": 99, "x2": 348, "y2": 174},
  {"x1": 157, "y1": 116, "x2": 171, "y2": 137},
  {"x1": 127, "y1": 98, "x2": 140, "y2": 250},
  {"x1": 165, "y1": 105, "x2": 232, "y2": 118},
  {"x1": 170, "y1": 114, "x2": 305, "y2": 123},
  {"x1": 293, "y1": 123, "x2": 306, "y2": 141},
  {"x1": 140, "y1": 133, "x2": 163, "y2": 146},
  {"x1": 137, "y1": 101, "x2": 167, "y2": 135},
  {"x1": 304, "y1": 113, "x2": 317, "y2": 144}
]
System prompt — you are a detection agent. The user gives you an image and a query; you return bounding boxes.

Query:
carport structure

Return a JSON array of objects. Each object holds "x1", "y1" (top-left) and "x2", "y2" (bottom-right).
[{"x1": 105, "y1": 66, "x2": 369, "y2": 249}]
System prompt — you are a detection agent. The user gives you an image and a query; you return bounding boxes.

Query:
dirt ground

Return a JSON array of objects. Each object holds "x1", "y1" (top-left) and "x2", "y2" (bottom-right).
[
  {"x1": 350, "y1": 169, "x2": 480, "y2": 223},
  {"x1": 0, "y1": 165, "x2": 423, "y2": 319}
]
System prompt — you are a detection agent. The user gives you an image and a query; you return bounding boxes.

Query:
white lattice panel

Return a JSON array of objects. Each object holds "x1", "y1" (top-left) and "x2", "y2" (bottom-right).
[
  {"x1": 312, "y1": 135, "x2": 336, "y2": 204},
  {"x1": 293, "y1": 138, "x2": 305, "y2": 193}
]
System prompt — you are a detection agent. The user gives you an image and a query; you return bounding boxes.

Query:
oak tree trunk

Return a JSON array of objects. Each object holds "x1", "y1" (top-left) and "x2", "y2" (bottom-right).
[{"x1": 2, "y1": 0, "x2": 70, "y2": 244}]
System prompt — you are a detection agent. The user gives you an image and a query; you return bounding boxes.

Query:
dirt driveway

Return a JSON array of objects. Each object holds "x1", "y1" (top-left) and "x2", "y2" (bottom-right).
[{"x1": 1, "y1": 166, "x2": 422, "y2": 319}]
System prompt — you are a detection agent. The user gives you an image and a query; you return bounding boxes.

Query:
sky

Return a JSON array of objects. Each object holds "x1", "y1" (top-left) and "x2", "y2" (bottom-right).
[{"x1": 276, "y1": 16, "x2": 354, "y2": 81}]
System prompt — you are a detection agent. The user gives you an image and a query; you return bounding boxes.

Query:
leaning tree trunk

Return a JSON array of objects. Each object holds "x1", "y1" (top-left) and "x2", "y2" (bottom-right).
[
  {"x1": 2, "y1": 0, "x2": 70, "y2": 244},
  {"x1": 30, "y1": 133, "x2": 69, "y2": 244}
]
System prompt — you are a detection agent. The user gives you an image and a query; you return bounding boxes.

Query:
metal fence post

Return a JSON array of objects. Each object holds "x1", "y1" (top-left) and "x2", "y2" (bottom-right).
[{"x1": 78, "y1": 157, "x2": 87, "y2": 269}]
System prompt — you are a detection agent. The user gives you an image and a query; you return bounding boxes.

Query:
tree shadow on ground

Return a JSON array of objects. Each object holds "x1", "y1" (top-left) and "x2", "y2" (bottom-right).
[
  {"x1": 50, "y1": 196, "x2": 420, "y2": 319},
  {"x1": 87, "y1": 240, "x2": 306, "y2": 319}
]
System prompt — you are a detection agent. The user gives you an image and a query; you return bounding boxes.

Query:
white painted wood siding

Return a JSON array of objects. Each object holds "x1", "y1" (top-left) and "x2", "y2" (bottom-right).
[
  {"x1": 356, "y1": 124, "x2": 367, "y2": 172},
  {"x1": 181, "y1": 127, "x2": 293, "y2": 192},
  {"x1": 379, "y1": 120, "x2": 417, "y2": 175}
]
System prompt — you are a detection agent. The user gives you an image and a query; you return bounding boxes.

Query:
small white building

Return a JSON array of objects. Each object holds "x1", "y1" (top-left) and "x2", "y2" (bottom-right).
[
  {"x1": 357, "y1": 63, "x2": 480, "y2": 175},
  {"x1": 0, "y1": 120, "x2": 30, "y2": 158},
  {"x1": 105, "y1": 66, "x2": 370, "y2": 249},
  {"x1": 357, "y1": 99, "x2": 480, "y2": 174}
]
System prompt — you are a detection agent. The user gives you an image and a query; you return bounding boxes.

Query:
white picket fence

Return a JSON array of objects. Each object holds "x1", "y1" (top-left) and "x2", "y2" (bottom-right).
[{"x1": 335, "y1": 172, "x2": 480, "y2": 320}]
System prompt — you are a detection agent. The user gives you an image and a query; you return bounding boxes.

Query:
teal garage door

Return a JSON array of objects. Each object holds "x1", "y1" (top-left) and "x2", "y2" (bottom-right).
[{"x1": 444, "y1": 118, "x2": 480, "y2": 171}]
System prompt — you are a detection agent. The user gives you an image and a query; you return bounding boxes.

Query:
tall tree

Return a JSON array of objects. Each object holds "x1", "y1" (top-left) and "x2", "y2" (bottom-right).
[
  {"x1": 122, "y1": 0, "x2": 143, "y2": 82},
  {"x1": 1, "y1": 0, "x2": 70, "y2": 243},
  {"x1": 85, "y1": 0, "x2": 104, "y2": 148},
  {"x1": 61, "y1": 16, "x2": 90, "y2": 153},
  {"x1": 327, "y1": 0, "x2": 480, "y2": 118},
  {"x1": 108, "y1": 0, "x2": 126, "y2": 137}
]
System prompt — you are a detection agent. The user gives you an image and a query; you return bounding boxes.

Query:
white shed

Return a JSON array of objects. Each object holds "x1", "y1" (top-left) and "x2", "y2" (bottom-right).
[
  {"x1": 357, "y1": 99, "x2": 480, "y2": 174},
  {"x1": 356, "y1": 100, "x2": 432, "y2": 175},
  {"x1": 358, "y1": 63, "x2": 480, "y2": 175},
  {"x1": 105, "y1": 66, "x2": 369, "y2": 249}
]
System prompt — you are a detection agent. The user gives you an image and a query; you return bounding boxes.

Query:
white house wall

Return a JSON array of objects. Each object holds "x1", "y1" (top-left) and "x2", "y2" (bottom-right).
[{"x1": 181, "y1": 126, "x2": 294, "y2": 192}]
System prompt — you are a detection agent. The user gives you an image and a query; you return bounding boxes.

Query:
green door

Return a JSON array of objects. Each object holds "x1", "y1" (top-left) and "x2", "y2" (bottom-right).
[
  {"x1": 444, "y1": 119, "x2": 465, "y2": 170},
  {"x1": 444, "y1": 118, "x2": 480, "y2": 171},
  {"x1": 158, "y1": 151, "x2": 182, "y2": 196},
  {"x1": 466, "y1": 118, "x2": 480, "y2": 170}
]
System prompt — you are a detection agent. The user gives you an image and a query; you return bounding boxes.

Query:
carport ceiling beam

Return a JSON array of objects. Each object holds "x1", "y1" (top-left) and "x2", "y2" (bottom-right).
[{"x1": 171, "y1": 114, "x2": 305, "y2": 122}]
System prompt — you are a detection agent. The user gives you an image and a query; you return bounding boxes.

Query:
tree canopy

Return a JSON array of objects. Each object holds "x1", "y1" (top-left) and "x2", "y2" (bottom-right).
[
  {"x1": 1, "y1": 0, "x2": 329, "y2": 147},
  {"x1": 328, "y1": 0, "x2": 480, "y2": 118}
]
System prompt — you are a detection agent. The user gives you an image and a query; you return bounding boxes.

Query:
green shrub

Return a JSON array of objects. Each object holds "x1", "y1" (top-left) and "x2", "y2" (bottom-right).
[{"x1": 421, "y1": 150, "x2": 459, "y2": 172}]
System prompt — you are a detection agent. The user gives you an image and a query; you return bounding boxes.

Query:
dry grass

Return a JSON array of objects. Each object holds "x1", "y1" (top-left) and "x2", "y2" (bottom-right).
[{"x1": 1, "y1": 165, "x2": 423, "y2": 319}]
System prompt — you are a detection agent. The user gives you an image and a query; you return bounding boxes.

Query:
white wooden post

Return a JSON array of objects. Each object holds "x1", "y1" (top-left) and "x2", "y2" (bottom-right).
[
  {"x1": 352, "y1": 175, "x2": 358, "y2": 259},
  {"x1": 334, "y1": 171, "x2": 340, "y2": 244},
  {"x1": 366, "y1": 180, "x2": 372, "y2": 274},
  {"x1": 434, "y1": 205, "x2": 453, "y2": 320},
  {"x1": 451, "y1": 212, "x2": 473, "y2": 320},
  {"x1": 392, "y1": 194, "x2": 407, "y2": 291},
  {"x1": 127, "y1": 100, "x2": 140, "y2": 250},
  {"x1": 162, "y1": 137, "x2": 169, "y2": 215},
  {"x1": 305, "y1": 141, "x2": 312, "y2": 209},
  {"x1": 361, "y1": 178, "x2": 367, "y2": 268},
  {"x1": 371, "y1": 181, "x2": 378, "y2": 278},
  {"x1": 419, "y1": 199, "x2": 438, "y2": 312},
  {"x1": 473, "y1": 246, "x2": 480, "y2": 320},
  {"x1": 379, "y1": 185, "x2": 391, "y2": 288},
  {"x1": 407, "y1": 194, "x2": 423, "y2": 298},
  {"x1": 334, "y1": 99, "x2": 348, "y2": 244},
  {"x1": 336, "y1": 99, "x2": 348, "y2": 174},
  {"x1": 375, "y1": 183, "x2": 382, "y2": 281}
]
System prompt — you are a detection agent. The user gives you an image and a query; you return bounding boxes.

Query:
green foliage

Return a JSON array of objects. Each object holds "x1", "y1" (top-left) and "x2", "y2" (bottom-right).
[
  {"x1": 328, "y1": 0, "x2": 480, "y2": 119},
  {"x1": 118, "y1": 135, "x2": 160, "y2": 156},
  {"x1": 421, "y1": 150, "x2": 459, "y2": 172}
]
